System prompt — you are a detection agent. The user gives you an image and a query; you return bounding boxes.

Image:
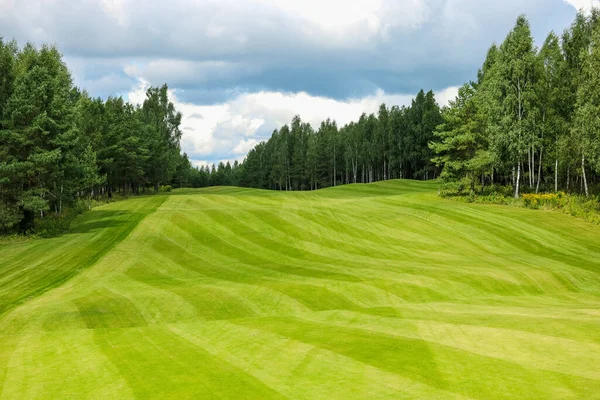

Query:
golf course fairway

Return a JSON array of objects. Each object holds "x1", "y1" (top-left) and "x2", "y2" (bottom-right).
[{"x1": 1, "y1": 180, "x2": 599, "y2": 399}]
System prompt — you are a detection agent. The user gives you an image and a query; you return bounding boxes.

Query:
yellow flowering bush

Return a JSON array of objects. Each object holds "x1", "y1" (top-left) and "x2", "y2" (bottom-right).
[{"x1": 522, "y1": 192, "x2": 564, "y2": 209}]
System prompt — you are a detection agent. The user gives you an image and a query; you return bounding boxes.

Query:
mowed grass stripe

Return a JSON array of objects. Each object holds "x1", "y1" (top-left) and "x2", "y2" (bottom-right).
[
  {"x1": 0, "y1": 195, "x2": 167, "y2": 317},
  {"x1": 1, "y1": 180, "x2": 600, "y2": 398},
  {"x1": 93, "y1": 327, "x2": 287, "y2": 399},
  {"x1": 234, "y1": 316, "x2": 599, "y2": 399},
  {"x1": 169, "y1": 321, "x2": 469, "y2": 400}
]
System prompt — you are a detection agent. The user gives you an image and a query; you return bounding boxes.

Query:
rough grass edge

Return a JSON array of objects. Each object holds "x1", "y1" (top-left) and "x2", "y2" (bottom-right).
[{"x1": 439, "y1": 182, "x2": 600, "y2": 225}]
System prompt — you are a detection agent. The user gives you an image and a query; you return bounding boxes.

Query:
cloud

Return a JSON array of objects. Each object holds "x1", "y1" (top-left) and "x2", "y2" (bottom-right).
[
  {"x1": 100, "y1": 0, "x2": 127, "y2": 25},
  {"x1": 233, "y1": 139, "x2": 259, "y2": 155},
  {"x1": 563, "y1": 0, "x2": 597, "y2": 11},
  {"x1": 0, "y1": 0, "x2": 577, "y2": 103},
  {"x1": 0, "y1": 0, "x2": 580, "y2": 165},
  {"x1": 436, "y1": 86, "x2": 460, "y2": 107}
]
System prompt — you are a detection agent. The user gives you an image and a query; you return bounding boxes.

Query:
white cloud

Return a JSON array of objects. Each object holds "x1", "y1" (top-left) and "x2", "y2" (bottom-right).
[
  {"x1": 436, "y1": 86, "x2": 460, "y2": 107},
  {"x1": 191, "y1": 159, "x2": 211, "y2": 168},
  {"x1": 233, "y1": 139, "x2": 259, "y2": 155},
  {"x1": 563, "y1": 0, "x2": 597, "y2": 11},
  {"x1": 101, "y1": 0, "x2": 127, "y2": 25},
  {"x1": 259, "y1": 0, "x2": 429, "y2": 36}
]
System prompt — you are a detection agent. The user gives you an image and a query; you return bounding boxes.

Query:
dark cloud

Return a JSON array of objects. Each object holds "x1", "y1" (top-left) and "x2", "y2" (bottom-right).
[{"x1": 0, "y1": 0, "x2": 577, "y2": 103}]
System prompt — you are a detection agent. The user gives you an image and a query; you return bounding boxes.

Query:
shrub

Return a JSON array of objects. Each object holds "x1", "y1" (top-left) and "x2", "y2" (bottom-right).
[
  {"x1": 159, "y1": 185, "x2": 173, "y2": 193},
  {"x1": 522, "y1": 193, "x2": 563, "y2": 209},
  {"x1": 36, "y1": 209, "x2": 78, "y2": 237},
  {"x1": 441, "y1": 186, "x2": 600, "y2": 226},
  {"x1": 34, "y1": 198, "x2": 114, "y2": 237}
]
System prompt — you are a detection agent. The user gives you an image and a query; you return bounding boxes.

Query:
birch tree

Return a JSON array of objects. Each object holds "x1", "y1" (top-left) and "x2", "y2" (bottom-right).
[
  {"x1": 496, "y1": 16, "x2": 538, "y2": 198},
  {"x1": 575, "y1": 20, "x2": 600, "y2": 196}
]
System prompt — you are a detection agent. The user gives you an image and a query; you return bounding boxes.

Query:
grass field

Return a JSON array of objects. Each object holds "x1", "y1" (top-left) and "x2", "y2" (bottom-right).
[{"x1": 1, "y1": 180, "x2": 599, "y2": 399}]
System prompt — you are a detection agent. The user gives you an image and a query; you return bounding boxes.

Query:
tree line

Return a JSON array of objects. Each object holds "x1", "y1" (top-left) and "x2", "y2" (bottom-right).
[
  {"x1": 231, "y1": 10, "x2": 600, "y2": 198},
  {"x1": 3, "y1": 10, "x2": 598, "y2": 233},
  {"x1": 235, "y1": 90, "x2": 442, "y2": 190},
  {"x1": 431, "y1": 11, "x2": 600, "y2": 198},
  {"x1": 0, "y1": 40, "x2": 191, "y2": 232}
]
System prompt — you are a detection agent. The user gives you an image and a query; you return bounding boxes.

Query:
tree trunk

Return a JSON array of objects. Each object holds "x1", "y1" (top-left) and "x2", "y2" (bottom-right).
[
  {"x1": 384, "y1": 160, "x2": 387, "y2": 181},
  {"x1": 532, "y1": 145, "x2": 535, "y2": 188},
  {"x1": 58, "y1": 184, "x2": 63, "y2": 214},
  {"x1": 582, "y1": 154, "x2": 589, "y2": 197},
  {"x1": 333, "y1": 146, "x2": 336, "y2": 187},
  {"x1": 555, "y1": 159, "x2": 558, "y2": 192},
  {"x1": 514, "y1": 163, "x2": 521, "y2": 198},
  {"x1": 536, "y1": 146, "x2": 543, "y2": 194},
  {"x1": 512, "y1": 166, "x2": 515, "y2": 187},
  {"x1": 528, "y1": 147, "x2": 532, "y2": 187},
  {"x1": 481, "y1": 172, "x2": 485, "y2": 192}
]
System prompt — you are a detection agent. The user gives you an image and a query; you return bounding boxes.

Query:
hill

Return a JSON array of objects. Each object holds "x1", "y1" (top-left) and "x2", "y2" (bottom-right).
[{"x1": 1, "y1": 180, "x2": 599, "y2": 399}]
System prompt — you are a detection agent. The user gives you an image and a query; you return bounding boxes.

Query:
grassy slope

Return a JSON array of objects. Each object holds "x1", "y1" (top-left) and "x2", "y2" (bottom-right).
[{"x1": 1, "y1": 180, "x2": 599, "y2": 399}]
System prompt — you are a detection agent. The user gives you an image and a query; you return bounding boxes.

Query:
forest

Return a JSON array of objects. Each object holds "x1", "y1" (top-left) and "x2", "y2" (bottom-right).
[
  {"x1": 237, "y1": 90, "x2": 441, "y2": 191},
  {"x1": 0, "y1": 41, "x2": 192, "y2": 233},
  {"x1": 2, "y1": 10, "x2": 600, "y2": 233},
  {"x1": 233, "y1": 10, "x2": 600, "y2": 197},
  {"x1": 432, "y1": 10, "x2": 600, "y2": 198}
]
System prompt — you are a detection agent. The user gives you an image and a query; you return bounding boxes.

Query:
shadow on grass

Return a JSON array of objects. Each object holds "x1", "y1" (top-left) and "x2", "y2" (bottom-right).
[{"x1": 69, "y1": 210, "x2": 128, "y2": 233}]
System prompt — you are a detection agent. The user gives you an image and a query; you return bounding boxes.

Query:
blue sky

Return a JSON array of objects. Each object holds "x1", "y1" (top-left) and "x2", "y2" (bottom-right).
[{"x1": 0, "y1": 0, "x2": 588, "y2": 166}]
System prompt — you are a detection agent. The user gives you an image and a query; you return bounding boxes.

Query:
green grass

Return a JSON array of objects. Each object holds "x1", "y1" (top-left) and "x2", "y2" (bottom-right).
[{"x1": 1, "y1": 180, "x2": 600, "y2": 399}]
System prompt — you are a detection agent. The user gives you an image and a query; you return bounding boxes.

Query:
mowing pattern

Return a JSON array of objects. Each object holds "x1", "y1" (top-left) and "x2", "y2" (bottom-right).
[{"x1": 1, "y1": 181, "x2": 600, "y2": 399}]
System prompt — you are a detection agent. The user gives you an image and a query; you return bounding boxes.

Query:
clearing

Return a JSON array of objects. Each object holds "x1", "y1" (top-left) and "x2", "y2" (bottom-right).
[{"x1": 1, "y1": 180, "x2": 599, "y2": 399}]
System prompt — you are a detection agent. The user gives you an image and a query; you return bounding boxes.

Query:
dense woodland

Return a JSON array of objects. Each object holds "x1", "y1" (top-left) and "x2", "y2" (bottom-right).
[
  {"x1": 237, "y1": 90, "x2": 442, "y2": 190},
  {"x1": 432, "y1": 10, "x2": 600, "y2": 198},
  {"x1": 2, "y1": 10, "x2": 600, "y2": 233},
  {"x1": 234, "y1": 10, "x2": 600, "y2": 197},
  {"x1": 0, "y1": 41, "x2": 191, "y2": 232}
]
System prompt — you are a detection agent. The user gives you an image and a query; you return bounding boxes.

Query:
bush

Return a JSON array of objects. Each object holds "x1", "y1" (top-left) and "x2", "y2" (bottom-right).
[
  {"x1": 36, "y1": 209, "x2": 79, "y2": 237},
  {"x1": 441, "y1": 185, "x2": 600, "y2": 226},
  {"x1": 159, "y1": 185, "x2": 173, "y2": 193},
  {"x1": 522, "y1": 193, "x2": 563, "y2": 209},
  {"x1": 34, "y1": 198, "x2": 114, "y2": 237},
  {"x1": 438, "y1": 179, "x2": 470, "y2": 197}
]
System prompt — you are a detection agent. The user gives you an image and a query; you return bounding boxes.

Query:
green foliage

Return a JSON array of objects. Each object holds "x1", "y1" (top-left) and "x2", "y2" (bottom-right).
[
  {"x1": 431, "y1": 10, "x2": 600, "y2": 199},
  {"x1": 159, "y1": 185, "x2": 173, "y2": 192},
  {"x1": 0, "y1": 40, "x2": 191, "y2": 235},
  {"x1": 238, "y1": 92, "x2": 443, "y2": 190},
  {"x1": 575, "y1": 18, "x2": 600, "y2": 185},
  {"x1": 0, "y1": 202, "x2": 21, "y2": 231},
  {"x1": 431, "y1": 84, "x2": 492, "y2": 190},
  {"x1": 521, "y1": 192, "x2": 562, "y2": 209},
  {"x1": 444, "y1": 185, "x2": 600, "y2": 225}
]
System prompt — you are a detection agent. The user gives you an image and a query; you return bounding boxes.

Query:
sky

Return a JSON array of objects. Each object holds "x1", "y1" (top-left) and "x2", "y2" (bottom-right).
[{"x1": 0, "y1": 0, "x2": 590, "y2": 167}]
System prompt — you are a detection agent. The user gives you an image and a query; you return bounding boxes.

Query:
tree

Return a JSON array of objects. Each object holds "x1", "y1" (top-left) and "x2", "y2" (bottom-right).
[
  {"x1": 141, "y1": 84, "x2": 183, "y2": 191},
  {"x1": 0, "y1": 44, "x2": 77, "y2": 230},
  {"x1": 536, "y1": 32, "x2": 567, "y2": 193},
  {"x1": 495, "y1": 15, "x2": 538, "y2": 198},
  {"x1": 431, "y1": 83, "x2": 491, "y2": 191},
  {"x1": 574, "y1": 20, "x2": 600, "y2": 196}
]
